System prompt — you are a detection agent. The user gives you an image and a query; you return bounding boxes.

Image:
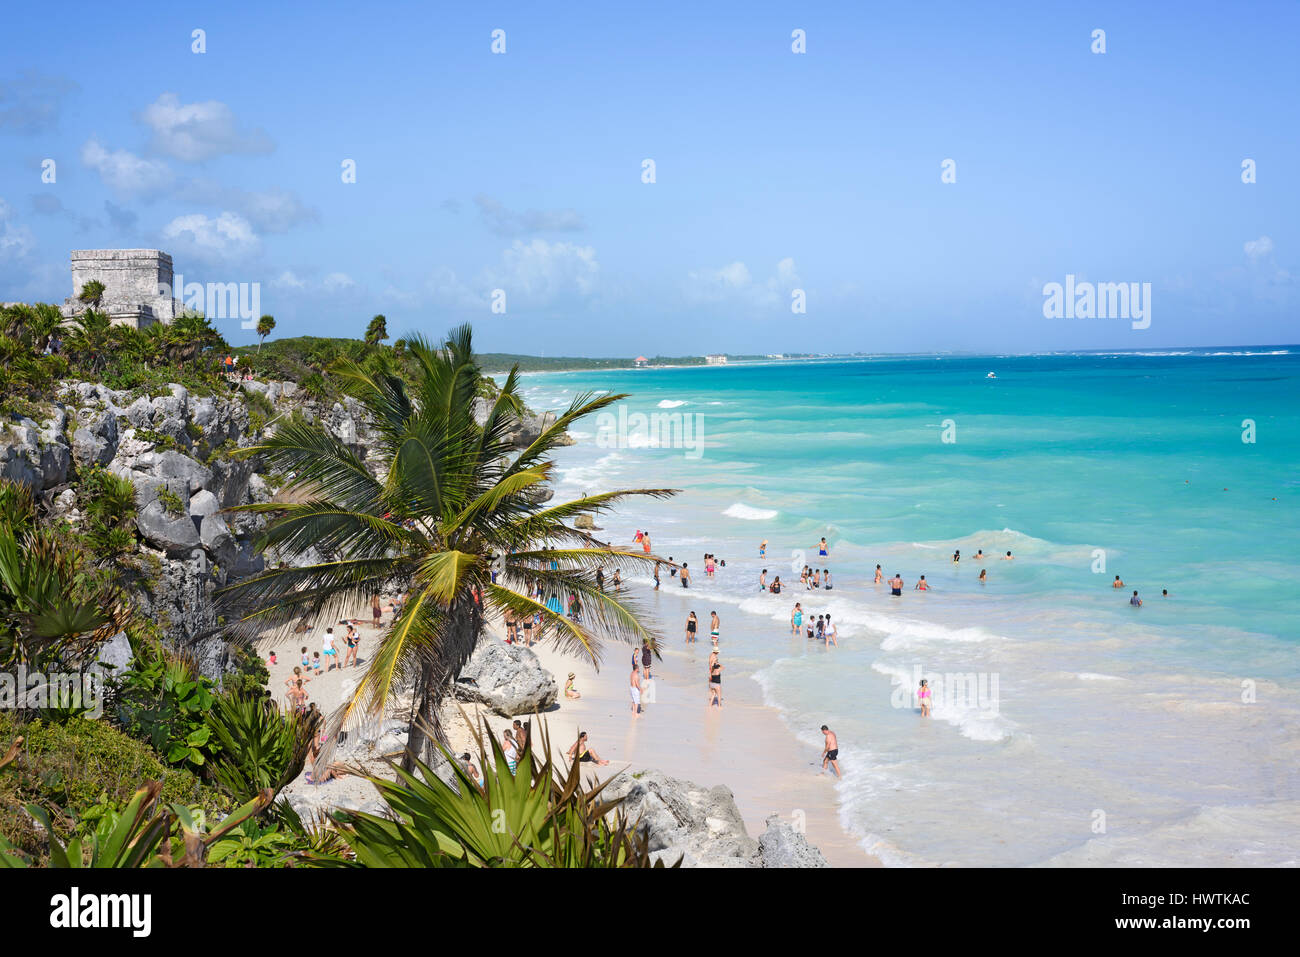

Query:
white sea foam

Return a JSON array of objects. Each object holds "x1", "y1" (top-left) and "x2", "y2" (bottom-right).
[
  {"x1": 656, "y1": 399, "x2": 687, "y2": 408},
  {"x1": 723, "y1": 503, "x2": 778, "y2": 521}
]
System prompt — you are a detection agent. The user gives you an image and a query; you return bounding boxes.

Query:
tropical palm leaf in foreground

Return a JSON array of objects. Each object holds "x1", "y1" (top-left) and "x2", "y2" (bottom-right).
[{"x1": 219, "y1": 324, "x2": 675, "y2": 768}]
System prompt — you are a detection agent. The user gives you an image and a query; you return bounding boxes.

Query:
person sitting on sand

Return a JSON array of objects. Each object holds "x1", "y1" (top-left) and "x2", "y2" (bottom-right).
[
  {"x1": 267, "y1": 650, "x2": 278, "y2": 667},
  {"x1": 568, "y1": 731, "x2": 609, "y2": 765},
  {"x1": 565, "y1": 672, "x2": 581, "y2": 699}
]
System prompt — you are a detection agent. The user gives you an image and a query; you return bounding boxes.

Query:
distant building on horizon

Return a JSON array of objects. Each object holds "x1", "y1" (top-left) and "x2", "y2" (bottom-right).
[
  {"x1": 704, "y1": 354, "x2": 728, "y2": 365},
  {"x1": 61, "y1": 249, "x2": 185, "y2": 329},
  {"x1": 634, "y1": 355, "x2": 648, "y2": 367}
]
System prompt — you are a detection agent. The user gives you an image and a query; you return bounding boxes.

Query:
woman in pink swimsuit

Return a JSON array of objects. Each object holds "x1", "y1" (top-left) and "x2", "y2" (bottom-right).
[{"x1": 918, "y1": 679, "x2": 931, "y2": 717}]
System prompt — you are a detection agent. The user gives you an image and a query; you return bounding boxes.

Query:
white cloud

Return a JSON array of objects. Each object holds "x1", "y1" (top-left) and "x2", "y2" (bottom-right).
[
  {"x1": 81, "y1": 137, "x2": 174, "y2": 196},
  {"x1": 0, "y1": 197, "x2": 36, "y2": 261},
  {"x1": 271, "y1": 270, "x2": 308, "y2": 290},
  {"x1": 473, "y1": 194, "x2": 586, "y2": 236},
  {"x1": 685, "y1": 258, "x2": 800, "y2": 308},
  {"x1": 1244, "y1": 236, "x2": 1274, "y2": 260},
  {"x1": 177, "y1": 179, "x2": 317, "y2": 233},
  {"x1": 161, "y1": 211, "x2": 260, "y2": 262},
  {"x1": 485, "y1": 239, "x2": 599, "y2": 301},
  {"x1": 137, "y1": 93, "x2": 273, "y2": 162},
  {"x1": 322, "y1": 272, "x2": 355, "y2": 292}
]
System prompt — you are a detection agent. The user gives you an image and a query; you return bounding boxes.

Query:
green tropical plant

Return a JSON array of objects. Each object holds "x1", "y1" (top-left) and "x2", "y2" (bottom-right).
[
  {"x1": 218, "y1": 324, "x2": 674, "y2": 770},
  {"x1": 65, "y1": 310, "x2": 115, "y2": 373},
  {"x1": 112, "y1": 640, "x2": 216, "y2": 769},
  {"x1": 204, "y1": 693, "x2": 316, "y2": 801},
  {"x1": 364, "y1": 314, "x2": 388, "y2": 346},
  {"x1": 326, "y1": 720, "x2": 668, "y2": 868},
  {"x1": 0, "y1": 479, "x2": 133, "y2": 671},
  {"x1": 77, "y1": 281, "x2": 106, "y2": 308},
  {"x1": 80, "y1": 468, "x2": 138, "y2": 562},
  {"x1": 256, "y1": 314, "x2": 276, "y2": 352},
  {"x1": 0, "y1": 778, "x2": 275, "y2": 868}
]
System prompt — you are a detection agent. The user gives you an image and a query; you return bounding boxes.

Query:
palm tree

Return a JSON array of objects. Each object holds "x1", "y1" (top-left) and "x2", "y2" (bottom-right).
[
  {"x1": 65, "y1": 310, "x2": 115, "y2": 374},
  {"x1": 27, "y1": 304, "x2": 65, "y2": 354},
  {"x1": 77, "y1": 280, "x2": 106, "y2": 309},
  {"x1": 256, "y1": 314, "x2": 276, "y2": 352},
  {"x1": 164, "y1": 313, "x2": 225, "y2": 367},
  {"x1": 364, "y1": 314, "x2": 388, "y2": 346},
  {"x1": 219, "y1": 325, "x2": 674, "y2": 769}
]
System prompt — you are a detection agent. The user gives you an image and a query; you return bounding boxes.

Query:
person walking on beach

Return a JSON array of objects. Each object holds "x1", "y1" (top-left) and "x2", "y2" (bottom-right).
[
  {"x1": 629, "y1": 664, "x2": 643, "y2": 716},
  {"x1": 371, "y1": 594, "x2": 383, "y2": 629},
  {"x1": 889, "y1": 574, "x2": 904, "y2": 596},
  {"x1": 321, "y1": 627, "x2": 341, "y2": 672},
  {"x1": 710, "y1": 611, "x2": 721, "y2": 646},
  {"x1": 820, "y1": 725, "x2": 840, "y2": 777},
  {"x1": 791, "y1": 602, "x2": 803, "y2": 637},
  {"x1": 680, "y1": 562, "x2": 691, "y2": 587},
  {"x1": 708, "y1": 651, "x2": 722, "y2": 708},
  {"x1": 686, "y1": 611, "x2": 698, "y2": 643}
]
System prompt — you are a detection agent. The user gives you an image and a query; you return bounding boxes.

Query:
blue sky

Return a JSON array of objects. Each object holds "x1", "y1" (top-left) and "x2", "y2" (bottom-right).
[{"x1": 1, "y1": 0, "x2": 1296, "y2": 354}]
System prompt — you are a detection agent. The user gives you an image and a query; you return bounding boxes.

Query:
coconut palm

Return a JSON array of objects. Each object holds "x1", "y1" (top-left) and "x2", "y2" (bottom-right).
[
  {"x1": 218, "y1": 324, "x2": 674, "y2": 769},
  {"x1": 64, "y1": 309, "x2": 114, "y2": 373},
  {"x1": 77, "y1": 280, "x2": 106, "y2": 309}
]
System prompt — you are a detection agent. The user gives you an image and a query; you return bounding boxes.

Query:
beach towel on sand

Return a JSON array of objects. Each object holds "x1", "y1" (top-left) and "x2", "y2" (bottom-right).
[{"x1": 642, "y1": 678, "x2": 656, "y2": 704}]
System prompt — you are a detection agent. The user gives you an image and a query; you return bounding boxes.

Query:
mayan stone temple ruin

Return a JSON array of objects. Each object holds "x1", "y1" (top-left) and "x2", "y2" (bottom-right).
[{"x1": 61, "y1": 248, "x2": 185, "y2": 329}]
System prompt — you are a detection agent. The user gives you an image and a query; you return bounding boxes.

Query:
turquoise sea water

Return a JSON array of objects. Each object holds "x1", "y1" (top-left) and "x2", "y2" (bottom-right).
[{"x1": 517, "y1": 350, "x2": 1300, "y2": 866}]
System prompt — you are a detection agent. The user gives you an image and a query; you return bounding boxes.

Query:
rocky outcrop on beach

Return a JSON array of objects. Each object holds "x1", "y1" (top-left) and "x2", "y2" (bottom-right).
[
  {"x1": 452, "y1": 640, "x2": 558, "y2": 717},
  {"x1": 758, "y1": 813, "x2": 829, "y2": 868},
  {"x1": 604, "y1": 769, "x2": 829, "y2": 868}
]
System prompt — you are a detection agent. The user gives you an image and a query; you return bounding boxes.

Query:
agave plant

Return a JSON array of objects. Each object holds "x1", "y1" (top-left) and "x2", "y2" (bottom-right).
[
  {"x1": 324, "y1": 719, "x2": 669, "y2": 868},
  {"x1": 0, "y1": 479, "x2": 133, "y2": 671},
  {"x1": 204, "y1": 693, "x2": 318, "y2": 801},
  {"x1": 0, "y1": 779, "x2": 276, "y2": 868},
  {"x1": 218, "y1": 324, "x2": 675, "y2": 769}
]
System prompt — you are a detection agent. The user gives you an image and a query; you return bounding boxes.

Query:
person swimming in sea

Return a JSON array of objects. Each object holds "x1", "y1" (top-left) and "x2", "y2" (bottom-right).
[
  {"x1": 1130, "y1": 590, "x2": 1142, "y2": 607},
  {"x1": 974, "y1": 549, "x2": 985, "y2": 560},
  {"x1": 915, "y1": 575, "x2": 930, "y2": 591},
  {"x1": 1002, "y1": 550, "x2": 1014, "y2": 560},
  {"x1": 979, "y1": 568, "x2": 987, "y2": 583},
  {"x1": 1112, "y1": 575, "x2": 1124, "y2": 588}
]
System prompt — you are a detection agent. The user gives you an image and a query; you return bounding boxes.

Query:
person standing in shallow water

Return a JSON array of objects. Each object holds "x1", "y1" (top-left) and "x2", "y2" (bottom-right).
[
  {"x1": 820, "y1": 725, "x2": 840, "y2": 777},
  {"x1": 708, "y1": 651, "x2": 722, "y2": 708}
]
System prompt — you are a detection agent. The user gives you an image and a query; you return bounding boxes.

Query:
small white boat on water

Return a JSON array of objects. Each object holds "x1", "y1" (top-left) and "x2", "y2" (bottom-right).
[{"x1": 986, "y1": 371, "x2": 997, "y2": 379}]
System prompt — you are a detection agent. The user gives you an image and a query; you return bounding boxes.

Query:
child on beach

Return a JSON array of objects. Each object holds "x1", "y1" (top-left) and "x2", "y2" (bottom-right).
[
  {"x1": 825, "y1": 615, "x2": 838, "y2": 646},
  {"x1": 710, "y1": 611, "x2": 720, "y2": 645},
  {"x1": 815, "y1": 615, "x2": 825, "y2": 641},
  {"x1": 760, "y1": 568, "x2": 767, "y2": 591},
  {"x1": 311, "y1": 652, "x2": 322, "y2": 673},
  {"x1": 301, "y1": 646, "x2": 310, "y2": 669},
  {"x1": 268, "y1": 651, "x2": 277, "y2": 666},
  {"x1": 322, "y1": 627, "x2": 340, "y2": 671}
]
